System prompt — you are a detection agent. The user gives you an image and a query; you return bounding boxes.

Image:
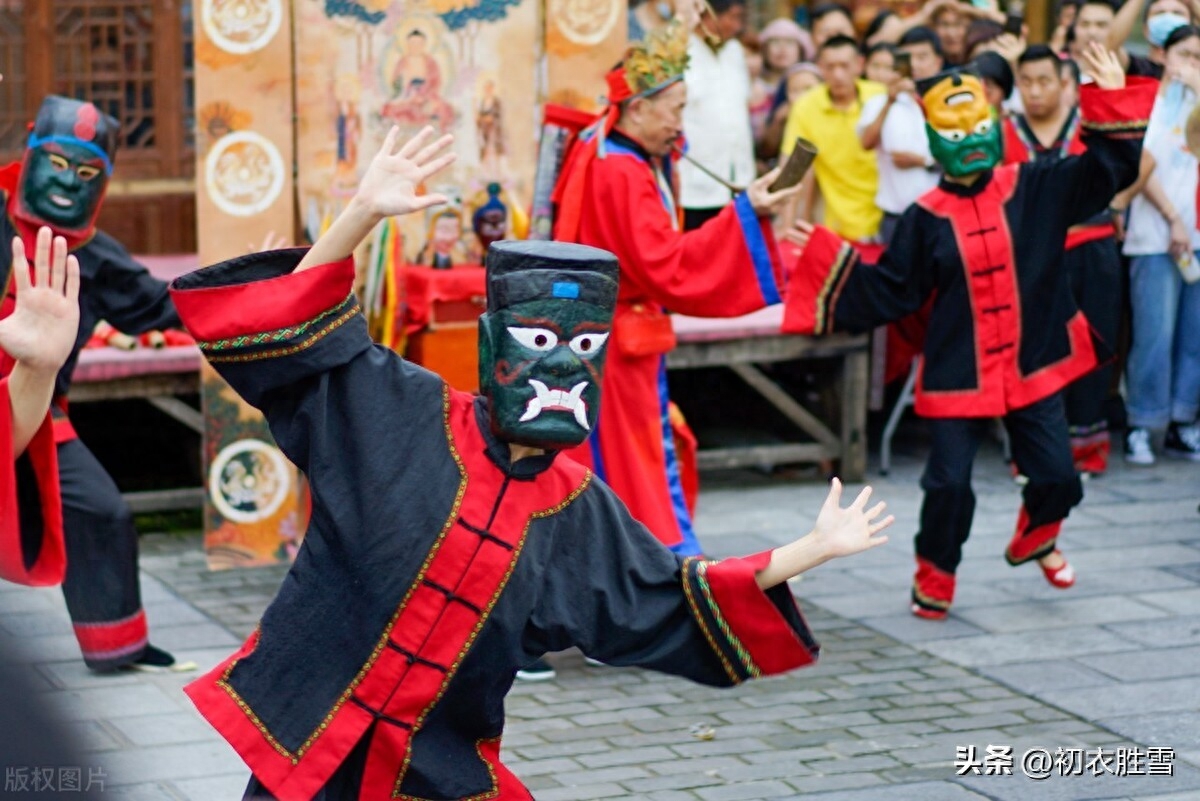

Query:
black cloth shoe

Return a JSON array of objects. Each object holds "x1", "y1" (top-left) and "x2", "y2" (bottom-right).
[
  {"x1": 1165, "y1": 422, "x2": 1200, "y2": 461},
  {"x1": 127, "y1": 644, "x2": 198, "y2": 674}
]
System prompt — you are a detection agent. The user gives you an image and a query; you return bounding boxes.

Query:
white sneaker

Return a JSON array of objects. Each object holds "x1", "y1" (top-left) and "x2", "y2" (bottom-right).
[
  {"x1": 515, "y1": 658, "x2": 556, "y2": 682},
  {"x1": 1124, "y1": 427, "x2": 1156, "y2": 466}
]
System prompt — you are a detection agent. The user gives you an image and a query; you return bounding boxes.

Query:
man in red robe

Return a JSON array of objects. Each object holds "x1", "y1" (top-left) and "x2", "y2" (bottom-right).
[
  {"x1": 1, "y1": 228, "x2": 80, "y2": 586},
  {"x1": 552, "y1": 20, "x2": 802, "y2": 555}
]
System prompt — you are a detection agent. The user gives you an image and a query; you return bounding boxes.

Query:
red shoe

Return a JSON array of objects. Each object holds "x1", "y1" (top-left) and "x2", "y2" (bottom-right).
[
  {"x1": 911, "y1": 558, "x2": 955, "y2": 620},
  {"x1": 1040, "y1": 551, "x2": 1076, "y2": 589},
  {"x1": 911, "y1": 603, "x2": 948, "y2": 620},
  {"x1": 1005, "y1": 508, "x2": 1062, "y2": 566},
  {"x1": 1072, "y1": 437, "x2": 1111, "y2": 476}
]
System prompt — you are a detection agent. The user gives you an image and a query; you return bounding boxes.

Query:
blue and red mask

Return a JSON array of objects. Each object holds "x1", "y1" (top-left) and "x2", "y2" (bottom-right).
[{"x1": 15, "y1": 96, "x2": 119, "y2": 240}]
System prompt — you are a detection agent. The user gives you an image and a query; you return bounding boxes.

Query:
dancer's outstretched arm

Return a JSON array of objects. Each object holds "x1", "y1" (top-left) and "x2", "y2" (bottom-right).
[
  {"x1": 296, "y1": 126, "x2": 455, "y2": 273},
  {"x1": 755, "y1": 479, "x2": 893, "y2": 590}
]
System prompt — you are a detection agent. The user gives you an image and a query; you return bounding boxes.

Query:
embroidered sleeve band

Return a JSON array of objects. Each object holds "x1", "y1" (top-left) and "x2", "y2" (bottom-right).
[
  {"x1": 682, "y1": 551, "x2": 819, "y2": 684},
  {"x1": 1079, "y1": 78, "x2": 1156, "y2": 139},
  {"x1": 170, "y1": 251, "x2": 356, "y2": 343},
  {"x1": 781, "y1": 225, "x2": 859, "y2": 336}
]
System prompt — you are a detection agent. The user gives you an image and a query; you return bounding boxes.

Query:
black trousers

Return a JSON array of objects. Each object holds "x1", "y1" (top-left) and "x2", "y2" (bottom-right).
[
  {"x1": 57, "y1": 437, "x2": 148, "y2": 670},
  {"x1": 682, "y1": 206, "x2": 723, "y2": 232},
  {"x1": 1063, "y1": 236, "x2": 1122, "y2": 446},
  {"x1": 915, "y1": 393, "x2": 1083, "y2": 574}
]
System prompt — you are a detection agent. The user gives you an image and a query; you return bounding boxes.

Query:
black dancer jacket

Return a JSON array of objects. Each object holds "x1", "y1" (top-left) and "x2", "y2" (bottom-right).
[
  {"x1": 784, "y1": 79, "x2": 1155, "y2": 418},
  {"x1": 172, "y1": 250, "x2": 821, "y2": 801}
]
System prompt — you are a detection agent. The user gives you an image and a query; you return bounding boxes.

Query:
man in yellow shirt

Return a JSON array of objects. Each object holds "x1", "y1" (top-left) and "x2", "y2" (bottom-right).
[{"x1": 782, "y1": 35, "x2": 885, "y2": 241}]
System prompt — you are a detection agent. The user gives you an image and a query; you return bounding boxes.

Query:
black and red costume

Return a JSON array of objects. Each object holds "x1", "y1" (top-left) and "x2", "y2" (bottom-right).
[
  {"x1": 0, "y1": 165, "x2": 180, "y2": 668},
  {"x1": 171, "y1": 250, "x2": 820, "y2": 801},
  {"x1": 785, "y1": 80, "x2": 1154, "y2": 614},
  {"x1": 1003, "y1": 108, "x2": 1124, "y2": 474}
]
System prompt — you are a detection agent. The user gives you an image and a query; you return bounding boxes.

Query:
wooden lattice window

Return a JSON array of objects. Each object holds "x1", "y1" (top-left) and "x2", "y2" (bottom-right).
[
  {"x1": 0, "y1": 1, "x2": 29, "y2": 154},
  {"x1": 0, "y1": 0, "x2": 194, "y2": 181}
]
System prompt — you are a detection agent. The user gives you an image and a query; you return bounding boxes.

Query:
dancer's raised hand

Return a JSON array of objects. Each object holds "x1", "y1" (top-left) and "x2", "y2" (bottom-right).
[
  {"x1": 296, "y1": 128, "x2": 457, "y2": 272},
  {"x1": 1079, "y1": 42, "x2": 1125, "y2": 90},
  {"x1": 357, "y1": 126, "x2": 456, "y2": 218},
  {"x1": 0, "y1": 227, "x2": 80, "y2": 373}
]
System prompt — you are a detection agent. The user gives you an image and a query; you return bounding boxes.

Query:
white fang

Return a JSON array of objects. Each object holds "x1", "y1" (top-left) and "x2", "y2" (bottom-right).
[{"x1": 518, "y1": 379, "x2": 591, "y2": 430}]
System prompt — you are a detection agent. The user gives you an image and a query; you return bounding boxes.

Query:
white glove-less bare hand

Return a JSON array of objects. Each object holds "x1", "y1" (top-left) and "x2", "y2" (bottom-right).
[{"x1": 0, "y1": 227, "x2": 80, "y2": 374}]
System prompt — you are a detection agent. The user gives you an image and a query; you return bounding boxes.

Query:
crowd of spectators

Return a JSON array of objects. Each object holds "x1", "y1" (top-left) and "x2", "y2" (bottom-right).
[{"x1": 675, "y1": 0, "x2": 1200, "y2": 467}]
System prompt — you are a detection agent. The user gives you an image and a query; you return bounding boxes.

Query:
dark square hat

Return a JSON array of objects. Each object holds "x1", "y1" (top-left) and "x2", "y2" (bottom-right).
[{"x1": 485, "y1": 240, "x2": 619, "y2": 313}]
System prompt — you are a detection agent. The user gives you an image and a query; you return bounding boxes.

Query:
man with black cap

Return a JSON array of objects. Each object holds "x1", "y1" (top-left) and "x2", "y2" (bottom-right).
[
  {"x1": 972, "y1": 50, "x2": 1017, "y2": 111},
  {"x1": 172, "y1": 126, "x2": 893, "y2": 801},
  {"x1": 0, "y1": 96, "x2": 186, "y2": 672},
  {"x1": 785, "y1": 44, "x2": 1154, "y2": 621}
]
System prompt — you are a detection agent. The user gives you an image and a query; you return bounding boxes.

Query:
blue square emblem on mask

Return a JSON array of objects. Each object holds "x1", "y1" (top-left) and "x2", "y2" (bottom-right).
[{"x1": 552, "y1": 282, "x2": 580, "y2": 299}]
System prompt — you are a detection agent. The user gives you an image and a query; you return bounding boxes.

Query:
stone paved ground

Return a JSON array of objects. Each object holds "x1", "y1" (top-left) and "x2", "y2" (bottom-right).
[{"x1": 2, "y1": 436, "x2": 1199, "y2": 801}]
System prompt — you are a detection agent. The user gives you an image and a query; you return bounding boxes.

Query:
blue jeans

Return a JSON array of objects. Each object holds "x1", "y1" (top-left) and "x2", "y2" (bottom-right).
[{"x1": 1127, "y1": 252, "x2": 1200, "y2": 429}]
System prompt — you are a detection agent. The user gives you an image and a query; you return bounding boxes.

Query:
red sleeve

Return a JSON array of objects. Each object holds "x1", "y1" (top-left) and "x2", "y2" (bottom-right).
[
  {"x1": 682, "y1": 551, "x2": 819, "y2": 681},
  {"x1": 781, "y1": 224, "x2": 860, "y2": 335},
  {"x1": 0, "y1": 379, "x2": 65, "y2": 586},
  {"x1": 585, "y1": 157, "x2": 784, "y2": 318},
  {"x1": 168, "y1": 251, "x2": 373, "y2": 410},
  {"x1": 170, "y1": 250, "x2": 354, "y2": 342},
  {"x1": 1079, "y1": 77, "x2": 1156, "y2": 138}
]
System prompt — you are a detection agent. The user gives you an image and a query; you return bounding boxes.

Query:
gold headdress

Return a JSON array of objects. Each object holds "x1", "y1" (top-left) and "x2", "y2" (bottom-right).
[{"x1": 616, "y1": 20, "x2": 691, "y2": 100}]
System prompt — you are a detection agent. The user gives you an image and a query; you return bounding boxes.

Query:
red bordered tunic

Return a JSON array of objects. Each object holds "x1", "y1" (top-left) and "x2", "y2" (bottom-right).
[
  {"x1": 171, "y1": 250, "x2": 820, "y2": 801},
  {"x1": 783, "y1": 80, "x2": 1155, "y2": 418}
]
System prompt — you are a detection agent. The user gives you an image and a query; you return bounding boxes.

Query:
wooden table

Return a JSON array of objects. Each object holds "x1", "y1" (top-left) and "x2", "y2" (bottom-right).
[
  {"x1": 669, "y1": 307, "x2": 869, "y2": 480},
  {"x1": 66, "y1": 254, "x2": 205, "y2": 512}
]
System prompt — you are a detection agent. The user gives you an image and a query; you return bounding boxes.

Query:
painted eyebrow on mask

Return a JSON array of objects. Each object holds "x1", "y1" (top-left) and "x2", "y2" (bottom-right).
[
  {"x1": 41, "y1": 142, "x2": 105, "y2": 168},
  {"x1": 509, "y1": 316, "x2": 564, "y2": 335}
]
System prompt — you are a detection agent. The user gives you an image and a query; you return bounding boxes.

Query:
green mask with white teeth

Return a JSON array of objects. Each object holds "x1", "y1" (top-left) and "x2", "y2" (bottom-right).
[{"x1": 477, "y1": 240, "x2": 619, "y2": 450}]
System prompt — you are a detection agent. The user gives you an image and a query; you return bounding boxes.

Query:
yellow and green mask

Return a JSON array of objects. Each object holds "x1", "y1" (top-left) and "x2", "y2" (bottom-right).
[
  {"x1": 17, "y1": 96, "x2": 119, "y2": 235},
  {"x1": 919, "y1": 71, "x2": 1002, "y2": 178},
  {"x1": 478, "y1": 240, "x2": 619, "y2": 450}
]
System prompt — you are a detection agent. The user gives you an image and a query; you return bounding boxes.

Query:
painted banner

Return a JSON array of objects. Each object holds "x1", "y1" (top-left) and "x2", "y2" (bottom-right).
[
  {"x1": 193, "y1": 0, "x2": 306, "y2": 569},
  {"x1": 293, "y1": 0, "x2": 541, "y2": 307},
  {"x1": 190, "y1": 0, "x2": 628, "y2": 568},
  {"x1": 545, "y1": 0, "x2": 628, "y2": 113}
]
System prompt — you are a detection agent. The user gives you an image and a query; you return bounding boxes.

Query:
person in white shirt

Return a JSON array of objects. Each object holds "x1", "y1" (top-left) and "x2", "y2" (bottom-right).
[
  {"x1": 1120, "y1": 24, "x2": 1200, "y2": 464},
  {"x1": 679, "y1": 0, "x2": 756, "y2": 230},
  {"x1": 857, "y1": 26, "x2": 945, "y2": 243}
]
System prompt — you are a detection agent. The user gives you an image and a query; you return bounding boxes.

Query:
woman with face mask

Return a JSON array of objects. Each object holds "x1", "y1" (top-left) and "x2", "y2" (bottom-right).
[
  {"x1": 1120, "y1": 24, "x2": 1200, "y2": 464},
  {"x1": 1107, "y1": 0, "x2": 1193, "y2": 78}
]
